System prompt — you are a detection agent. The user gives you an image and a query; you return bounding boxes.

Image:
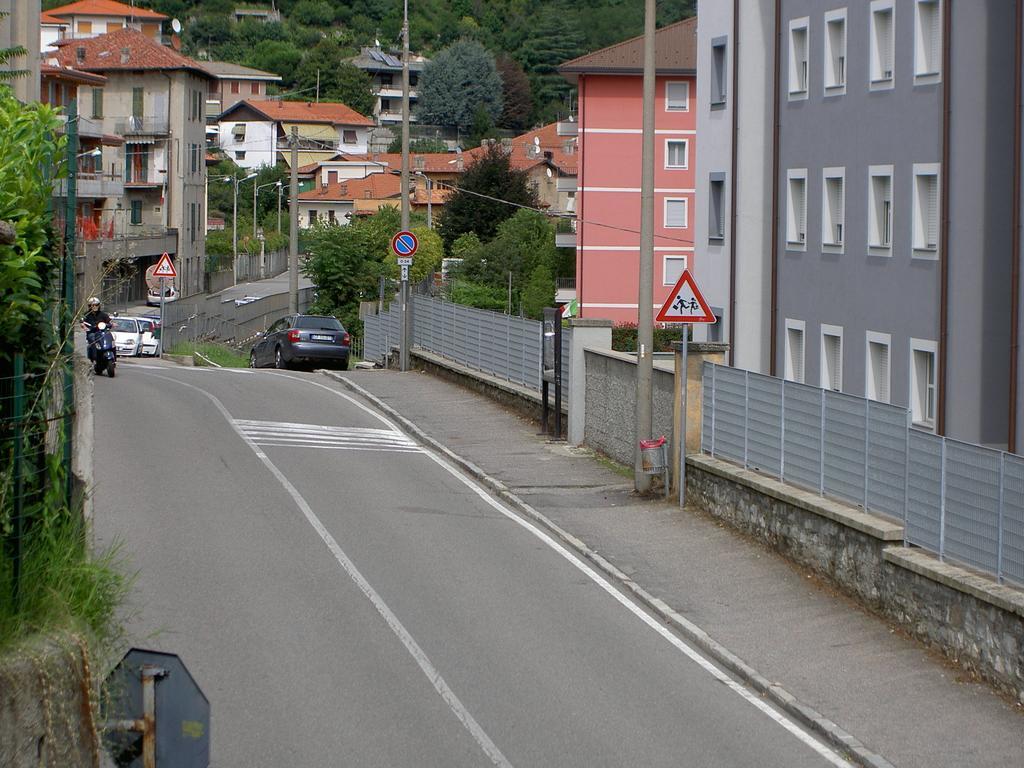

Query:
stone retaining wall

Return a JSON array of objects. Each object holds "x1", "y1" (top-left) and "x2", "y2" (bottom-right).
[{"x1": 688, "y1": 453, "x2": 1024, "y2": 704}]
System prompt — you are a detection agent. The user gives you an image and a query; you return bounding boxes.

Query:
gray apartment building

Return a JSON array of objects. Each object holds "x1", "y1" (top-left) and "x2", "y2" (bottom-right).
[{"x1": 698, "y1": 0, "x2": 1021, "y2": 449}]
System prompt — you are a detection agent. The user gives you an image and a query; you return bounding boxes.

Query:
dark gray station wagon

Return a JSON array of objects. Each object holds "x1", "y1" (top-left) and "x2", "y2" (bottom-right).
[{"x1": 250, "y1": 314, "x2": 351, "y2": 370}]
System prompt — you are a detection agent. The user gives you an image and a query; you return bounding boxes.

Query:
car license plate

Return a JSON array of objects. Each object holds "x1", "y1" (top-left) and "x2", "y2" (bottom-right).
[{"x1": 311, "y1": 334, "x2": 332, "y2": 342}]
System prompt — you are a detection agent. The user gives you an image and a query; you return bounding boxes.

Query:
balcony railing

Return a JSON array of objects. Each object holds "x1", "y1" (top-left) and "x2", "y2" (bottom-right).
[
  {"x1": 375, "y1": 87, "x2": 419, "y2": 99},
  {"x1": 554, "y1": 217, "x2": 577, "y2": 248},
  {"x1": 557, "y1": 120, "x2": 578, "y2": 137},
  {"x1": 115, "y1": 115, "x2": 170, "y2": 136},
  {"x1": 378, "y1": 111, "x2": 419, "y2": 123}
]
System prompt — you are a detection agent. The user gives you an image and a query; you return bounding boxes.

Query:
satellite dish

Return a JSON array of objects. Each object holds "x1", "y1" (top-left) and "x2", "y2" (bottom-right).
[
  {"x1": 374, "y1": 38, "x2": 380, "y2": 48},
  {"x1": 533, "y1": 136, "x2": 540, "y2": 147},
  {"x1": 171, "y1": 18, "x2": 182, "y2": 34},
  {"x1": 546, "y1": 167, "x2": 553, "y2": 178}
]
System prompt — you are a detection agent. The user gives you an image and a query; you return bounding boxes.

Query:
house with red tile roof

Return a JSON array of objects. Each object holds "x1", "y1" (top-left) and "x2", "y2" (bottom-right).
[
  {"x1": 43, "y1": 0, "x2": 167, "y2": 42},
  {"x1": 559, "y1": 18, "x2": 705, "y2": 327},
  {"x1": 296, "y1": 172, "x2": 447, "y2": 228},
  {"x1": 51, "y1": 28, "x2": 212, "y2": 300},
  {"x1": 217, "y1": 98, "x2": 375, "y2": 171}
]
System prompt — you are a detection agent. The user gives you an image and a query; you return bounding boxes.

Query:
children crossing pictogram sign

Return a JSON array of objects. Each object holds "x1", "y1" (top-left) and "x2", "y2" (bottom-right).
[
  {"x1": 656, "y1": 269, "x2": 716, "y2": 323},
  {"x1": 152, "y1": 252, "x2": 177, "y2": 279}
]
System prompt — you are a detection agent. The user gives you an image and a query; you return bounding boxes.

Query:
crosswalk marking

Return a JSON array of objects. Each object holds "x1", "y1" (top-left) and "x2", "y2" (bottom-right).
[{"x1": 235, "y1": 419, "x2": 422, "y2": 454}]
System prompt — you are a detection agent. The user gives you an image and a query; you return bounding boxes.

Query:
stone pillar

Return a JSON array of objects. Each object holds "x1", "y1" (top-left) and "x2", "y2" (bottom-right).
[
  {"x1": 671, "y1": 341, "x2": 729, "y2": 492},
  {"x1": 567, "y1": 318, "x2": 613, "y2": 446}
]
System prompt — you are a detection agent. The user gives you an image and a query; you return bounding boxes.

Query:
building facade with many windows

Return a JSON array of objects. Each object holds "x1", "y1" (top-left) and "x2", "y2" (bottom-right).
[{"x1": 697, "y1": 0, "x2": 1020, "y2": 448}]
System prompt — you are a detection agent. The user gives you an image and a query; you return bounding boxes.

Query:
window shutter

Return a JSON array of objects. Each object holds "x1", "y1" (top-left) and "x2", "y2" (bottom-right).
[
  {"x1": 926, "y1": 176, "x2": 939, "y2": 248},
  {"x1": 824, "y1": 334, "x2": 841, "y2": 390},
  {"x1": 666, "y1": 200, "x2": 687, "y2": 227},
  {"x1": 788, "y1": 328, "x2": 805, "y2": 383},
  {"x1": 796, "y1": 180, "x2": 806, "y2": 240},
  {"x1": 881, "y1": 11, "x2": 894, "y2": 75}
]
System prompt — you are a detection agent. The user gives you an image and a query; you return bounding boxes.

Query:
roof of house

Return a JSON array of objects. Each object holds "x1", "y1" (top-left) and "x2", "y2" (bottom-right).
[
  {"x1": 40, "y1": 11, "x2": 70, "y2": 25},
  {"x1": 350, "y1": 46, "x2": 427, "y2": 73},
  {"x1": 465, "y1": 122, "x2": 578, "y2": 176},
  {"x1": 52, "y1": 29, "x2": 211, "y2": 77},
  {"x1": 45, "y1": 0, "x2": 168, "y2": 21},
  {"x1": 221, "y1": 99, "x2": 374, "y2": 127},
  {"x1": 41, "y1": 62, "x2": 107, "y2": 85},
  {"x1": 200, "y1": 60, "x2": 283, "y2": 82},
  {"x1": 559, "y1": 17, "x2": 697, "y2": 79},
  {"x1": 298, "y1": 172, "x2": 448, "y2": 205},
  {"x1": 339, "y1": 152, "x2": 462, "y2": 174}
]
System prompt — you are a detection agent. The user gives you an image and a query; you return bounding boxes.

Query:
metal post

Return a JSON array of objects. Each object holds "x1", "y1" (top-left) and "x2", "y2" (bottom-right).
[
  {"x1": 426, "y1": 176, "x2": 432, "y2": 228},
  {"x1": 11, "y1": 354, "x2": 25, "y2": 609},
  {"x1": 679, "y1": 327, "x2": 689, "y2": 508},
  {"x1": 554, "y1": 321, "x2": 563, "y2": 439},
  {"x1": 289, "y1": 127, "x2": 299, "y2": 314},
  {"x1": 998, "y1": 452, "x2": 1006, "y2": 582},
  {"x1": 63, "y1": 101, "x2": 78, "y2": 511},
  {"x1": 634, "y1": 0, "x2": 656, "y2": 492},
  {"x1": 710, "y1": 363, "x2": 717, "y2": 456},
  {"x1": 819, "y1": 388, "x2": 826, "y2": 495},
  {"x1": 159, "y1": 277, "x2": 166, "y2": 358},
  {"x1": 864, "y1": 399, "x2": 870, "y2": 509},
  {"x1": 401, "y1": 0, "x2": 410, "y2": 230},
  {"x1": 399, "y1": 275, "x2": 410, "y2": 372},
  {"x1": 903, "y1": 410, "x2": 912, "y2": 546},
  {"x1": 253, "y1": 178, "x2": 258, "y2": 240},
  {"x1": 743, "y1": 369, "x2": 750, "y2": 468},
  {"x1": 779, "y1": 379, "x2": 786, "y2": 481},
  {"x1": 277, "y1": 182, "x2": 282, "y2": 233},
  {"x1": 938, "y1": 438, "x2": 947, "y2": 561}
]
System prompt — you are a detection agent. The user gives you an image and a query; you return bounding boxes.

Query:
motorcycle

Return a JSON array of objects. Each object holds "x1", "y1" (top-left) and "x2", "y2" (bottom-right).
[{"x1": 84, "y1": 321, "x2": 117, "y2": 378}]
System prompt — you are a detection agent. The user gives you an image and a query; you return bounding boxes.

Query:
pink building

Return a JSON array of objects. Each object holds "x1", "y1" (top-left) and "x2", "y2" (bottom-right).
[{"x1": 560, "y1": 18, "x2": 697, "y2": 324}]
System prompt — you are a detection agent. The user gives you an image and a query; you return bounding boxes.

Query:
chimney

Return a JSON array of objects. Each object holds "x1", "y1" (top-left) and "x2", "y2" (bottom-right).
[
  {"x1": 563, "y1": 140, "x2": 574, "y2": 155},
  {"x1": 76, "y1": 46, "x2": 86, "y2": 64},
  {"x1": 456, "y1": 156, "x2": 464, "y2": 171},
  {"x1": 120, "y1": 47, "x2": 130, "y2": 64}
]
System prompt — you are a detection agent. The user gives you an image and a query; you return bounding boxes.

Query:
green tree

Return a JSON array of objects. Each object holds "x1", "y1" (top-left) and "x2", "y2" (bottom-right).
[
  {"x1": 292, "y1": 40, "x2": 373, "y2": 115},
  {"x1": 495, "y1": 55, "x2": 533, "y2": 131},
  {"x1": 385, "y1": 226, "x2": 442, "y2": 285},
  {"x1": 517, "y1": 9, "x2": 585, "y2": 122},
  {"x1": 386, "y1": 136, "x2": 449, "y2": 154},
  {"x1": 246, "y1": 41, "x2": 303, "y2": 87},
  {"x1": 460, "y1": 209, "x2": 556, "y2": 291},
  {"x1": 416, "y1": 39, "x2": 503, "y2": 131},
  {"x1": 292, "y1": 0, "x2": 335, "y2": 26},
  {"x1": 520, "y1": 263, "x2": 555, "y2": 320},
  {"x1": 437, "y1": 143, "x2": 537, "y2": 250}
]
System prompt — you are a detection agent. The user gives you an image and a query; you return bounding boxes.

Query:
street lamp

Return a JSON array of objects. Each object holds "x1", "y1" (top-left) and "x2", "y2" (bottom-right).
[
  {"x1": 222, "y1": 172, "x2": 257, "y2": 284},
  {"x1": 254, "y1": 180, "x2": 281, "y2": 239}
]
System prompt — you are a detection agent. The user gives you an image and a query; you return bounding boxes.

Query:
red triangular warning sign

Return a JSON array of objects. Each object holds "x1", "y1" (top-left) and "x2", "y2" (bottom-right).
[
  {"x1": 152, "y1": 252, "x2": 177, "y2": 279},
  {"x1": 656, "y1": 269, "x2": 716, "y2": 323}
]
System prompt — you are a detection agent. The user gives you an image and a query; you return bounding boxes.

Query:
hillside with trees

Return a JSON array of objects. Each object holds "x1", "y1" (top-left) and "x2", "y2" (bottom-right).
[{"x1": 52, "y1": 0, "x2": 695, "y2": 125}]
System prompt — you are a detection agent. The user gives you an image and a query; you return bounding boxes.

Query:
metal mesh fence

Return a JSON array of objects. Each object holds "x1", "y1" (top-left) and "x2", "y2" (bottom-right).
[
  {"x1": 363, "y1": 295, "x2": 570, "y2": 395},
  {"x1": 701, "y1": 362, "x2": 1024, "y2": 586}
]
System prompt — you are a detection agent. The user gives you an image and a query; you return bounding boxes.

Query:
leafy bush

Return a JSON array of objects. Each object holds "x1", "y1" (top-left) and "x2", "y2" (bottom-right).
[
  {"x1": 612, "y1": 322, "x2": 688, "y2": 353},
  {"x1": 449, "y1": 280, "x2": 507, "y2": 312}
]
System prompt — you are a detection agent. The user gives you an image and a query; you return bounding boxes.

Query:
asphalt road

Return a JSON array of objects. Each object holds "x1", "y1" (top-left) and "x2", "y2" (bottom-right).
[{"x1": 95, "y1": 362, "x2": 855, "y2": 767}]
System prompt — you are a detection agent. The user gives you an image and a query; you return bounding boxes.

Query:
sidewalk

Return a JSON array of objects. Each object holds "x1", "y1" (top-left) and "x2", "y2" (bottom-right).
[{"x1": 332, "y1": 368, "x2": 1024, "y2": 768}]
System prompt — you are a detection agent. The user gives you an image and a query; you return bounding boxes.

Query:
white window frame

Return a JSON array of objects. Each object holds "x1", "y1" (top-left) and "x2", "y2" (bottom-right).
[
  {"x1": 665, "y1": 81, "x2": 690, "y2": 112},
  {"x1": 867, "y1": 164, "x2": 894, "y2": 256},
  {"x1": 912, "y1": 162, "x2": 940, "y2": 259},
  {"x1": 786, "y1": 168, "x2": 808, "y2": 250},
  {"x1": 909, "y1": 337, "x2": 938, "y2": 430},
  {"x1": 821, "y1": 167, "x2": 845, "y2": 253},
  {"x1": 914, "y1": 0, "x2": 942, "y2": 84},
  {"x1": 820, "y1": 325, "x2": 844, "y2": 391},
  {"x1": 664, "y1": 139, "x2": 689, "y2": 170},
  {"x1": 662, "y1": 254, "x2": 688, "y2": 286},
  {"x1": 710, "y1": 37, "x2": 728, "y2": 107},
  {"x1": 785, "y1": 319, "x2": 806, "y2": 383},
  {"x1": 870, "y1": 0, "x2": 895, "y2": 90},
  {"x1": 788, "y1": 17, "x2": 810, "y2": 99},
  {"x1": 823, "y1": 8, "x2": 847, "y2": 95},
  {"x1": 664, "y1": 197, "x2": 688, "y2": 229},
  {"x1": 865, "y1": 331, "x2": 892, "y2": 403}
]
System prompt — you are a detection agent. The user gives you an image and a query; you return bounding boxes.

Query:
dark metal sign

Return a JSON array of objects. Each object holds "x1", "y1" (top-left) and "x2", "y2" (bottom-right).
[{"x1": 104, "y1": 648, "x2": 210, "y2": 768}]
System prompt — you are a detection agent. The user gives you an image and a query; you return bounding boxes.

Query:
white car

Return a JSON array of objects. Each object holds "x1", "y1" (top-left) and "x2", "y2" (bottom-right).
[
  {"x1": 109, "y1": 316, "x2": 144, "y2": 357},
  {"x1": 147, "y1": 283, "x2": 178, "y2": 307},
  {"x1": 137, "y1": 317, "x2": 160, "y2": 356}
]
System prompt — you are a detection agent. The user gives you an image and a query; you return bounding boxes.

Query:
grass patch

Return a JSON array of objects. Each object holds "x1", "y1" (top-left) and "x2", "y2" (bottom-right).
[
  {"x1": 593, "y1": 451, "x2": 634, "y2": 479},
  {"x1": 168, "y1": 341, "x2": 250, "y2": 368}
]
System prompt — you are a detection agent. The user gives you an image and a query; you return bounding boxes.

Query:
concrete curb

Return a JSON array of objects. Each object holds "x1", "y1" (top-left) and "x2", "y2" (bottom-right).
[{"x1": 321, "y1": 371, "x2": 895, "y2": 768}]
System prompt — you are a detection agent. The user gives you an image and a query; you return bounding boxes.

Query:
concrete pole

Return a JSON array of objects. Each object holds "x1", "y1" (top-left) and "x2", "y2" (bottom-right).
[
  {"x1": 277, "y1": 182, "x2": 282, "y2": 232},
  {"x1": 634, "y1": 0, "x2": 656, "y2": 492},
  {"x1": 289, "y1": 126, "x2": 299, "y2": 314},
  {"x1": 232, "y1": 177, "x2": 238, "y2": 286}
]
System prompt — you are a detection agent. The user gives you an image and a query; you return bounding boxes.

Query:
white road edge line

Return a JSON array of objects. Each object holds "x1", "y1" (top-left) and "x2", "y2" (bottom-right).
[
  {"x1": 145, "y1": 371, "x2": 513, "y2": 768},
  {"x1": 277, "y1": 372, "x2": 854, "y2": 768},
  {"x1": 147, "y1": 366, "x2": 852, "y2": 767}
]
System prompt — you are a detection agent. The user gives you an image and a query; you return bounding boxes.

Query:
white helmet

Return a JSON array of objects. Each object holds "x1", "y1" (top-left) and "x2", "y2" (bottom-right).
[{"x1": 87, "y1": 297, "x2": 100, "y2": 307}]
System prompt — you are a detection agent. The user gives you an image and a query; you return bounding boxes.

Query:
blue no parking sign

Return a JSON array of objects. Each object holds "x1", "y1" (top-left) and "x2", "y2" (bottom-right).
[{"x1": 391, "y1": 230, "x2": 418, "y2": 257}]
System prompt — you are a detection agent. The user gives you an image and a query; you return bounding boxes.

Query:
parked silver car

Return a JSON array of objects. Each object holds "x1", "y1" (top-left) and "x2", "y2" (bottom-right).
[{"x1": 249, "y1": 314, "x2": 351, "y2": 370}]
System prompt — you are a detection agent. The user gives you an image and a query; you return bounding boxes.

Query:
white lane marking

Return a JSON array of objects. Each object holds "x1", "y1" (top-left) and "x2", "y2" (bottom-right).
[
  {"x1": 149, "y1": 366, "x2": 853, "y2": 765},
  {"x1": 271, "y1": 372, "x2": 854, "y2": 767},
  {"x1": 235, "y1": 419, "x2": 423, "y2": 454},
  {"x1": 145, "y1": 373, "x2": 513, "y2": 768}
]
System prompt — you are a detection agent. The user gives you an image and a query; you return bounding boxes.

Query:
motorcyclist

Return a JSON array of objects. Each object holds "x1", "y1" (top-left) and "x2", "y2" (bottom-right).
[{"x1": 81, "y1": 297, "x2": 112, "y2": 360}]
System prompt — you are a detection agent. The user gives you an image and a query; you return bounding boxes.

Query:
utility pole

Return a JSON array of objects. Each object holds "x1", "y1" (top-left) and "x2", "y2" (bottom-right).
[
  {"x1": 277, "y1": 182, "x2": 282, "y2": 232},
  {"x1": 232, "y1": 176, "x2": 238, "y2": 286},
  {"x1": 399, "y1": 0, "x2": 412, "y2": 372},
  {"x1": 635, "y1": 0, "x2": 656, "y2": 492},
  {"x1": 289, "y1": 126, "x2": 299, "y2": 314}
]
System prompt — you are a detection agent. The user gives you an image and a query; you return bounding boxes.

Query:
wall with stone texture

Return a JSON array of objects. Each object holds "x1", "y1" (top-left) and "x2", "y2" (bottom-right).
[
  {"x1": 688, "y1": 454, "x2": 1024, "y2": 705},
  {"x1": 0, "y1": 636, "x2": 100, "y2": 767},
  {"x1": 584, "y1": 349, "x2": 675, "y2": 466}
]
